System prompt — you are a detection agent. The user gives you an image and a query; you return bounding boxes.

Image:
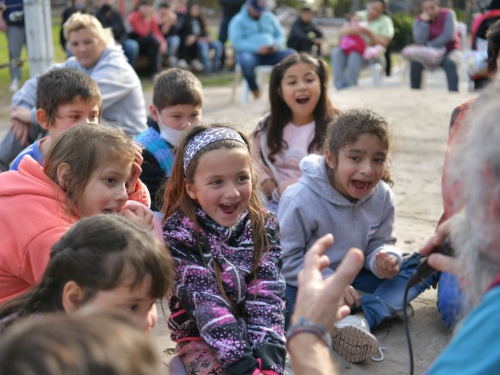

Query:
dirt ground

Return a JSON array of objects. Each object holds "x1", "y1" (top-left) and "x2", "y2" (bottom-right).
[{"x1": 0, "y1": 64, "x2": 476, "y2": 374}]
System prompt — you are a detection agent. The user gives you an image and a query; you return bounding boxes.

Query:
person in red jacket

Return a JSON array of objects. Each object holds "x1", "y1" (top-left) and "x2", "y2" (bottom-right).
[{"x1": 128, "y1": 0, "x2": 167, "y2": 76}]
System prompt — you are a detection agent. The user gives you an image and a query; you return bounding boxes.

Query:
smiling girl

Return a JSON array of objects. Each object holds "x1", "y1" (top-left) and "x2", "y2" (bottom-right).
[
  {"x1": 279, "y1": 109, "x2": 436, "y2": 362},
  {"x1": 0, "y1": 124, "x2": 154, "y2": 303},
  {"x1": 162, "y1": 124, "x2": 287, "y2": 375},
  {"x1": 252, "y1": 53, "x2": 340, "y2": 212}
]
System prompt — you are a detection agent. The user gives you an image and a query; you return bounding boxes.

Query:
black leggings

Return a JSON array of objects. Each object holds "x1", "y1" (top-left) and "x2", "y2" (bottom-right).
[{"x1": 129, "y1": 33, "x2": 160, "y2": 75}]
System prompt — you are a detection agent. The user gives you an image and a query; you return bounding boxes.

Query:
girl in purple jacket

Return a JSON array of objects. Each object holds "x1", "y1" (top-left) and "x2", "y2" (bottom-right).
[{"x1": 162, "y1": 124, "x2": 286, "y2": 375}]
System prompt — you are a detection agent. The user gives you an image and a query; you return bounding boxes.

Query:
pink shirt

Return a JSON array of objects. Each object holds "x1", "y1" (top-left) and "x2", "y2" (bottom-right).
[{"x1": 274, "y1": 121, "x2": 317, "y2": 194}]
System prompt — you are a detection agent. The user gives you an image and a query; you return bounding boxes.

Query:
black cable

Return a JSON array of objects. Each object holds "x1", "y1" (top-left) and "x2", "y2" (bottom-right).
[{"x1": 403, "y1": 282, "x2": 414, "y2": 375}]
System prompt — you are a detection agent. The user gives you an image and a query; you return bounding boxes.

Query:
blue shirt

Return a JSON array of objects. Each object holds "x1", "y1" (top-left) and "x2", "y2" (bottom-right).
[
  {"x1": 427, "y1": 286, "x2": 500, "y2": 374},
  {"x1": 10, "y1": 138, "x2": 45, "y2": 171}
]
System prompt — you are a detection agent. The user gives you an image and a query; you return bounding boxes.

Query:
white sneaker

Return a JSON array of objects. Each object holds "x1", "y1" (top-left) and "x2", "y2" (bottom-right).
[
  {"x1": 177, "y1": 59, "x2": 190, "y2": 70},
  {"x1": 331, "y1": 315, "x2": 379, "y2": 363},
  {"x1": 9, "y1": 78, "x2": 19, "y2": 92},
  {"x1": 190, "y1": 59, "x2": 204, "y2": 72}
]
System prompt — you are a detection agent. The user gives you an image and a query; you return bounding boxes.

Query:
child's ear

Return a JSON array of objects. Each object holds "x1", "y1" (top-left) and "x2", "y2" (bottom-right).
[
  {"x1": 185, "y1": 180, "x2": 197, "y2": 200},
  {"x1": 56, "y1": 163, "x2": 71, "y2": 191},
  {"x1": 325, "y1": 149, "x2": 336, "y2": 169},
  {"x1": 149, "y1": 104, "x2": 159, "y2": 123},
  {"x1": 61, "y1": 281, "x2": 86, "y2": 313},
  {"x1": 36, "y1": 109, "x2": 49, "y2": 130}
]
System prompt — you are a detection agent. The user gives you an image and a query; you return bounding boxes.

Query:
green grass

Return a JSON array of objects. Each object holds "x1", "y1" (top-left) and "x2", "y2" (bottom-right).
[{"x1": 0, "y1": 21, "x2": 67, "y2": 117}]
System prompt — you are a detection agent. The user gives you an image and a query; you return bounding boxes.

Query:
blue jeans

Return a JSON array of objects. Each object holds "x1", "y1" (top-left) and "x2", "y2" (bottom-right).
[
  {"x1": 237, "y1": 48, "x2": 295, "y2": 91},
  {"x1": 284, "y1": 253, "x2": 438, "y2": 329},
  {"x1": 167, "y1": 35, "x2": 181, "y2": 57},
  {"x1": 123, "y1": 39, "x2": 139, "y2": 66},
  {"x1": 331, "y1": 48, "x2": 365, "y2": 90},
  {"x1": 197, "y1": 39, "x2": 223, "y2": 73},
  {"x1": 437, "y1": 271, "x2": 463, "y2": 328}
]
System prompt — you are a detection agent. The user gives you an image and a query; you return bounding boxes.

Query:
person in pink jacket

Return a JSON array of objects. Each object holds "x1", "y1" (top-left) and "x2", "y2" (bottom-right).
[
  {"x1": 128, "y1": 0, "x2": 167, "y2": 76},
  {"x1": 0, "y1": 124, "x2": 154, "y2": 303}
]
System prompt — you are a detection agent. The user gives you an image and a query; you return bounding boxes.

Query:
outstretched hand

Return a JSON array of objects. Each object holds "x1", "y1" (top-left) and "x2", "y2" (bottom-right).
[{"x1": 291, "y1": 234, "x2": 364, "y2": 330}]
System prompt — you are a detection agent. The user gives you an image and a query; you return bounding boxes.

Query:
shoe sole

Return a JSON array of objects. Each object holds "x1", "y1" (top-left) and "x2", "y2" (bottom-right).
[{"x1": 331, "y1": 325, "x2": 379, "y2": 363}]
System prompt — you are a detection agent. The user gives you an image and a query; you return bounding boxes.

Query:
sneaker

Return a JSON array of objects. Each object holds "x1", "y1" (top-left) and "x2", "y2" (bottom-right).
[
  {"x1": 395, "y1": 303, "x2": 415, "y2": 320},
  {"x1": 167, "y1": 56, "x2": 178, "y2": 67},
  {"x1": 190, "y1": 59, "x2": 204, "y2": 72},
  {"x1": 252, "y1": 89, "x2": 261, "y2": 99},
  {"x1": 331, "y1": 315, "x2": 379, "y2": 363},
  {"x1": 177, "y1": 59, "x2": 190, "y2": 70},
  {"x1": 9, "y1": 78, "x2": 19, "y2": 92}
]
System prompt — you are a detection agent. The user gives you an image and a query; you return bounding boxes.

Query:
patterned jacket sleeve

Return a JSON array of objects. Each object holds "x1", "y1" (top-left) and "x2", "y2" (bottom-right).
[
  {"x1": 243, "y1": 214, "x2": 287, "y2": 374},
  {"x1": 165, "y1": 226, "x2": 260, "y2": 375}
]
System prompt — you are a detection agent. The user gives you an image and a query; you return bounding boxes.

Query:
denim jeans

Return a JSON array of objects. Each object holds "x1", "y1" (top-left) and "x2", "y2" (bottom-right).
[
  {"x1": 197, "y1": 40, "x2": 223, "y2": 73},
  {"x1": 167, "y1": 35, "x2": 181, "y2": 57},
  {"x1": 437, "y1": 271, "x2": 463, "y2": 328},
  {"x1": 122, "y1": 39, "x2": 139, "y2": 67},
  {"x1": 331, "y1": 48, "x2": 365, "y2": 90},
  {"x1": 284, "y1": 253, "x2": 438, "y2": 329},
  {"x1": 237, "y1": 48, "x2": 295, "y2": 91}
]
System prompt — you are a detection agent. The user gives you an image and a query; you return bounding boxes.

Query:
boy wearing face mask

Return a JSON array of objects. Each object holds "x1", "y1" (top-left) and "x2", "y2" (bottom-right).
[{"x1": 135, "y1": 68, "x2": 203, "y2": 213}]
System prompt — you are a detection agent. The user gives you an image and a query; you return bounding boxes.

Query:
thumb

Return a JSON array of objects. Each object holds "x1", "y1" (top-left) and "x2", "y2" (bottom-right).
[{"x1": 325, "y1": 248, "x2": 364, "y2": 296}]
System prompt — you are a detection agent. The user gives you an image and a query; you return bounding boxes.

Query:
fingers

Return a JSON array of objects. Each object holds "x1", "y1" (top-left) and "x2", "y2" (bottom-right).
[
  {"x1": 420, "y1": 216, "x2": 457, "y2": 255},
  {"x1": 428, "y1": 253, "x2": 459, "y2": 275},
  {"x1": 302, "y1": 234, "x2": 334, "y2": 280},
  {"x1": 324, "y1": 248, "x2": 364, "y2": 298}
]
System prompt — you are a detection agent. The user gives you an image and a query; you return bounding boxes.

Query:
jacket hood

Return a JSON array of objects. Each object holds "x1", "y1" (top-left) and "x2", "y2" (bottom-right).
[
  {"x1": 0, "y1": 157, "x2": 61, "y2": 201},
  {"x1": 299, "y1": 154, "x2": 376, "y2": 206}
]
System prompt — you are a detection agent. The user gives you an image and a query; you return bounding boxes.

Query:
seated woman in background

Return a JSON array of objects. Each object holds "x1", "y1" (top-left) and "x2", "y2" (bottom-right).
[
  {"x1": 331, "y1": 0, "x2": 394, "y2": 90},
  {"x1": 409, "y1": 0, "x2": 461, "y2": 92}
]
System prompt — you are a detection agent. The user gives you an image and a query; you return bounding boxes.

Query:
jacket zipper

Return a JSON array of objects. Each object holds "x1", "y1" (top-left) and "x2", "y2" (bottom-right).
[{"x1": 221, "y1": 227, "x2": 244, "y2": 303}]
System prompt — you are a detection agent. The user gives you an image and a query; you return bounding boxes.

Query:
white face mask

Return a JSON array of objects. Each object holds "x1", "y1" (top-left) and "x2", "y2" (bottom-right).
[{"x1": 156, "y1": 107, "x2": 184, "y2": 146}]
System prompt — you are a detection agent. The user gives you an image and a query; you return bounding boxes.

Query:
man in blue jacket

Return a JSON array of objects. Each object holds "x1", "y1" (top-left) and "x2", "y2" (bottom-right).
[{"x1": 229, "y1": 0, "x2": 294, "y2": 98}]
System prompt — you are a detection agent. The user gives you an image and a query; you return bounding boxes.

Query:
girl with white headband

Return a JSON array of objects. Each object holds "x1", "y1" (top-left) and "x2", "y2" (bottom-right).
[{"x1": 162, "y1": 124, "x2": 287, "y2": 375}]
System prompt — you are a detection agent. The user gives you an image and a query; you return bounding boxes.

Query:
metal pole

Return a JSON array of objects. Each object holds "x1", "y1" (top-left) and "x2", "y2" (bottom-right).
[{"x1": 24, "y1": 0, "x2": 54, "y2": 77}]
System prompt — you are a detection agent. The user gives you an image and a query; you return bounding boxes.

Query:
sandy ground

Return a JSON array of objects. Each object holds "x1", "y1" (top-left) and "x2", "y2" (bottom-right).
[{"x1": 0, "y1": 65, "x2": 475, "y2": 374}]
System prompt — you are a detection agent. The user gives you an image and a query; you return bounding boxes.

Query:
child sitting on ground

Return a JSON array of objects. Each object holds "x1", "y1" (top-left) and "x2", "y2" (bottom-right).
[
  {"x1": 10, "y1": 68, "x2": 150, "y2": 205},
  {"x1": 0, "y1": 125, "x2": 155, "y2": 303},
  {"x1": 10, "y1": 68, "x2": 101, "y2": 171},
  {"x1": 252, "y1": 53, "x2": 340, "y2": 213},
  {"x1": 135, "y1": 68, "x2": 203, "y2": 213},
  {"x1": 163, "y1": 124, "x2": 286, "y2": 375},
  {"x1": 0, "y1": 214, "x2": 173, "y2": 334},
  {"x1": 279, "y1": 109, "x2": 437, "y2": 363}
]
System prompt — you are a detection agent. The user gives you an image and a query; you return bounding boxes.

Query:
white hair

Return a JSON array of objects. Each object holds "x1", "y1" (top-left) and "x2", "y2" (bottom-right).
[{"x1": 448, "y1": 79, "x2": 500, "y2": 310}]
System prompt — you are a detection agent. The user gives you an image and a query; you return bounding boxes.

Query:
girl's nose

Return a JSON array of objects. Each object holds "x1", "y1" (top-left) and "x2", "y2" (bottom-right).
[
  {"x1": 224, "y1": 183, "x2": 240, "y2": 198},
  {"x1": 143, "y1": 304, "x2": 158, "y2": 333},
  {"x1": 116, "y1": 185, "x2": 128, "y2": 203},
  {"x1": 361, "y1": 161, "x2": 374, "y2": 176}
]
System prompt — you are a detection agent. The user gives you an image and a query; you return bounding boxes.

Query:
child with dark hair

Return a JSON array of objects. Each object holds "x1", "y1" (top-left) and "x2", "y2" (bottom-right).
[
  {"x1": 279, "y1": 109, "x2": 437, "y2": 363},
  {"x1": 0, "y1": 125, "x2": 155, "y2": 303},
  {"x1": 163, "y1": 124, "x2": 286, "y2": 375},
  {"x1": 10, "y1": 68, "x2": 101, "y2": 171},
  {"x1": 135, "y1": 68, "x2": 203, "y2": 213},
  {"x1": 0, "y1": 214, "x2": 173, "y2": 334},
  {"x1": 252, "y1": 53, "x2": 340, "y2": 212}
]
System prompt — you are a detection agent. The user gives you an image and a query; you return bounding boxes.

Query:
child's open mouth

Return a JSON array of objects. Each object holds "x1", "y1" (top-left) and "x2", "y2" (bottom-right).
[
  {"x1": 296, "y1": 97, "x2": 309, "y2": 104},
  {"x1": 102, "y1": 208, "x2": 119, "y2": 214},
  {"x1": 220, "y1": 203, "x2": 238, "y2": 215},
  {"x1": 351, "y1": 180, "x2": 371, "y2": 193}
]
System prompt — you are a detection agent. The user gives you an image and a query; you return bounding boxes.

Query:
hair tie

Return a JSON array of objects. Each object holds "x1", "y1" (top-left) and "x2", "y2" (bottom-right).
[{"x1": 183, "y1": 127, "x2": 247, "y2": 175}]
